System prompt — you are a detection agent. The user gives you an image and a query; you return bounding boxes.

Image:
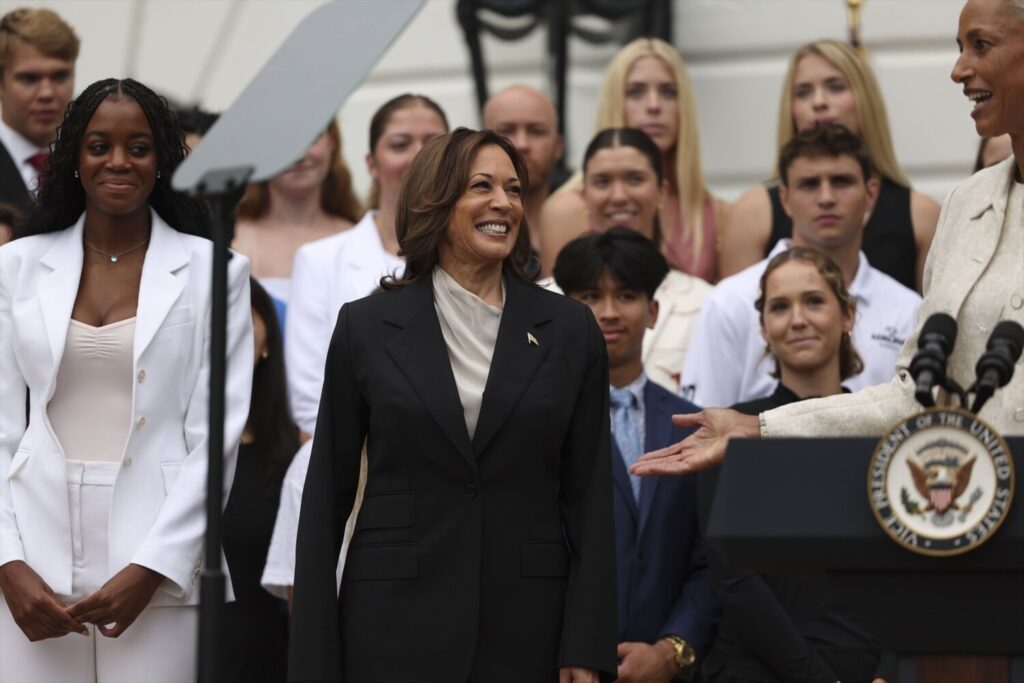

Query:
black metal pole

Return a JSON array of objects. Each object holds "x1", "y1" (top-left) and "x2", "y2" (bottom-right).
[{"x1": 194, "y1": 168, "x2": 251, "y2": 683}]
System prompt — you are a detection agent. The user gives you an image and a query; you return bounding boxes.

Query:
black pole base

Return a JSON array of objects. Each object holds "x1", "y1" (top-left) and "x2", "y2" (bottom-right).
[{"x1": 197, "y1": 570, "x2": 226, "y2": 683}]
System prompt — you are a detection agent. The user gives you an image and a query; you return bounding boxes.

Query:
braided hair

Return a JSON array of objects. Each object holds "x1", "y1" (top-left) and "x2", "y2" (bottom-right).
[{"x1": 19, "y1": 78, "x2": 210, "y2": 239}]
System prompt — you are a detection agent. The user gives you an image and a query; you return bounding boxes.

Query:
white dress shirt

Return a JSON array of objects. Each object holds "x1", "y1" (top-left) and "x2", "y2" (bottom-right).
[
  {"x1": 680, "y1": 240, "x2": 921, "y2": 408},
  {"x1": 0, "y1": 118, "x2": 45, "y2": 194}
]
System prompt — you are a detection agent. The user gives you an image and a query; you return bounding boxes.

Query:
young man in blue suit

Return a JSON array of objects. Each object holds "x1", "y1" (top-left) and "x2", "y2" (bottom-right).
[{"x1": 554, "y1": 228, "x2": 718, "y2": 682}]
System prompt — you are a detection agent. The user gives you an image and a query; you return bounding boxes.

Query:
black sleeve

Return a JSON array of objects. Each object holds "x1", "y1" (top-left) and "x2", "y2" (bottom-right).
[
  {"x1": 288, "y1": 304, "x2": 369, "y2": 683},
  {"x1": 556, "y1": 305, "x2": 619, "y2": 680}
]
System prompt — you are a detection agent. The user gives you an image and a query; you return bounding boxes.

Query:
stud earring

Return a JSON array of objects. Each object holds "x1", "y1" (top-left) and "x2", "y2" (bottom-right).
[
  {"x1": 261, "y1": 350, "x2": 269, "y2": 360},
  {"x1": 157, "y1": 171, "x2": 161, "y2": 179},
  {"x1": 74, "y1": 170, "x2": 79, "y2": 178}
]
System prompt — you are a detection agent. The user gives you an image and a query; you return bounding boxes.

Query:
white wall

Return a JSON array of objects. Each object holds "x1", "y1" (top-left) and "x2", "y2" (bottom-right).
[{"x1": 20, "y1": 0, "x2": 978, "y2": 202}]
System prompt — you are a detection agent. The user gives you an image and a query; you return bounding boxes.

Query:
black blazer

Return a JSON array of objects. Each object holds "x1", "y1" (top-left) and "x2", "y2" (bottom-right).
[
  {"x1": 0, "y1": 140, "x2": 31, "y2": 210},
  {"x1": 289, "y1": 273, "x2": 619, "y2": 683}
]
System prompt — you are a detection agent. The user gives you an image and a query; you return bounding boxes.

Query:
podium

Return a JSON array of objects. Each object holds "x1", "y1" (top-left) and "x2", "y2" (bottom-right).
[{"x1": 704, "y1": 437, "x2": 1024, "y2": 682}]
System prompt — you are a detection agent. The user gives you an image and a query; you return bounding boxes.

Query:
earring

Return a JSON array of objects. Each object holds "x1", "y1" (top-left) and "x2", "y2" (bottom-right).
[
  {"x1": 74, "y1": 170, "x2": 79, "y2": 178},
  {"x1": 261, "y1": 350, "x2": 269, "y2": 360},
  {"x1": 157, "y1": 171, "x2": 161, "y2": 179}
]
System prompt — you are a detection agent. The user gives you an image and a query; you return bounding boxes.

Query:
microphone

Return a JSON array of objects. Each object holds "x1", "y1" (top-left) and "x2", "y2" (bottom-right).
[
  {"x1": 910, "y1": 313, "x2": 958, "y2": 407},
  {"x1": 970, "y1": 321, "x2": 1024, "y2": 414}
]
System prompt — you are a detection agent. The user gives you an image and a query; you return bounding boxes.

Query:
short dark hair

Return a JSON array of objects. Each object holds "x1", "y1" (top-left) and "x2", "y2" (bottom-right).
[
  {"x1": 778, "y1": 124, "x2": 873, "y2": 186},
  {"x1": 553, "y1": 227, "x2": 668, "y2": 300}
]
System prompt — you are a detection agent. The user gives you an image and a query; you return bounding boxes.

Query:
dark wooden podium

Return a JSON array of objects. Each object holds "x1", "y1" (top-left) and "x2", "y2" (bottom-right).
[{"x1": 704, "y1": 437, "x2": 1024, "y2": 683}]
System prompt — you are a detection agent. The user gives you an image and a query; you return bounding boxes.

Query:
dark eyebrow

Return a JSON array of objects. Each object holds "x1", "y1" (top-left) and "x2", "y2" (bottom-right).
[
  {"x1": 83, "y1": 131, "x2": 154, "y2": 140},
  {"x1": 470, "y1": 172, "x2": 494, "y2": 180}
]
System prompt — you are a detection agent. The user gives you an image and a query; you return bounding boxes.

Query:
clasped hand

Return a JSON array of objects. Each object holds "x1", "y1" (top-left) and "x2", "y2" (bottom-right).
[{"x1": 0, "y1": 560, "x2": 163, "y2": 641}]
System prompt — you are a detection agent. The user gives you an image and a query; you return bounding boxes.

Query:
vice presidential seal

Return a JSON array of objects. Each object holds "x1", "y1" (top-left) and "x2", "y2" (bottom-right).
[{"x1": 868, "y1": 408, "x2": 1014, "y2": 557}]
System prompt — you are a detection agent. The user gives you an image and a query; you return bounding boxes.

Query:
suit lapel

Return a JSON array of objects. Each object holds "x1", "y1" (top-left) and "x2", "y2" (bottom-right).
[
  {"x1": 37, "y1": 216, "x2": 85, "y2": 386},
  {"x1": 637, "y1": 381, "x2": 667, "y2": 537},
  {"x1": 384, "y1": 277, "x2": 476, "y2": 469},
  {"x1": 134, "y1": 211, "x2": 188, "y2": 361},
  {"x1": 471, "y1": 275, "x2": 552, "y2": 456}
]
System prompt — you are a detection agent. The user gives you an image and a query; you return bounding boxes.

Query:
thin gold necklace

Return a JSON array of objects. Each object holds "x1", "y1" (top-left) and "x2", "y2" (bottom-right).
[{"x1": 84, "y1": 238, "x2": 149, "y2": 263}]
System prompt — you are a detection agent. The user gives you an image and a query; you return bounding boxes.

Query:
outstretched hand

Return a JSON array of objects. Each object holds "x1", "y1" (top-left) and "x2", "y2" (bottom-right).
[{"x1": 629, "y1": 409, "x2": 760, "y2": 476}]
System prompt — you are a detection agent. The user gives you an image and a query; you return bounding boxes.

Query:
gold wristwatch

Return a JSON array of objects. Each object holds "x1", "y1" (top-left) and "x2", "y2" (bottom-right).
[{"x1": 661, "y1": 635, "x2": 696, "y2": 678}]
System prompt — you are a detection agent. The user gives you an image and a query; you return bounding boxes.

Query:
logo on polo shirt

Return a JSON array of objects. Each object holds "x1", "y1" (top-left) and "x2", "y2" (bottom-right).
[
  {"x1": 868, "y1": 408, "x2": 1014, "y2": 557},
  {"x1": 871, "y1": 326, "x2": 906, "y2": 351}
]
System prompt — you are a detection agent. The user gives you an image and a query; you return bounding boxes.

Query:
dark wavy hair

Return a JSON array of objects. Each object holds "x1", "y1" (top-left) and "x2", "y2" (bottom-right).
[
  {"x1": 381, "y1": 128, "x2": 531, "y2": 289},
  {"x1": 19, "y1": 78, "x2": 211, "y2": 239},
  {"x1": 248, "y1": 278, "x2": 300, "y2": 490}
]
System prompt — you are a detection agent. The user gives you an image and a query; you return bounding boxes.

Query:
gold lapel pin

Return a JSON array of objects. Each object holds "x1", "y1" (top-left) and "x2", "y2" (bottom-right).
[{"x1": 527, "y1": 332, "x2": 539, "y2": 346}]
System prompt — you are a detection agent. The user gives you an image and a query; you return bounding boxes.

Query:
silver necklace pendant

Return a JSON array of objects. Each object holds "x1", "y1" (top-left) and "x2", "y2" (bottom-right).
[{"x1": 110, "y1": 255, "x2": 119, "y2": 263}]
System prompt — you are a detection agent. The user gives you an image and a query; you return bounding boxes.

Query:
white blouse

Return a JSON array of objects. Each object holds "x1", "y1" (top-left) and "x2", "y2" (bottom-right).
[{"x1": 432, "y1": 267, "x2": 504, "y2": 439}]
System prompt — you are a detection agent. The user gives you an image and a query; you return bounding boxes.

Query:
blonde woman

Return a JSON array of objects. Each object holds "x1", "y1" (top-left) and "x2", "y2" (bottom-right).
[
  {"x1": 539, "y1": 38, "x2": 725, "y2": 283},
  {"x1": 721, "y1": 40, "x2": 939, "y2": 292}
]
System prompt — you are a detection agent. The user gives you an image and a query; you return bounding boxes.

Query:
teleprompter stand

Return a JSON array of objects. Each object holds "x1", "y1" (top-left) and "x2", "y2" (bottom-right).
[
  {"x1": 171, "y1": 3, "x2": 424, "y2": 680},
  {"x1": 705, "y1": 437, "x2": 1024, "y2": 683}
]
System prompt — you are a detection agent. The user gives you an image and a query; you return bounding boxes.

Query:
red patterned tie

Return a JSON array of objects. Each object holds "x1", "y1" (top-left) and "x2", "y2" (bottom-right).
[{"x1": 26, "y1": 152, "x2": 49, "y2": 191}]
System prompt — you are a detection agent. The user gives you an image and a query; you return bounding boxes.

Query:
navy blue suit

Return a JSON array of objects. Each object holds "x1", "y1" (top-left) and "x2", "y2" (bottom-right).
[{"x1": 612, "y1": 380, "x2": 718, "y2": 663}]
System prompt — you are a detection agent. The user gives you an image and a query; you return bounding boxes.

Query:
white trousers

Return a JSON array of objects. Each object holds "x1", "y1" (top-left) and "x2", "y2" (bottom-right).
[{"x1": 0, "y1": 460, "x2": 197, "y2": 683}]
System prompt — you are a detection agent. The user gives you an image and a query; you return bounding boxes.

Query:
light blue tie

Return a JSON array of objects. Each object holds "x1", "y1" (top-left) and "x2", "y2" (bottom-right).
[{"x1": 610, "y1": 388, "x2": 642, "y2": 502}]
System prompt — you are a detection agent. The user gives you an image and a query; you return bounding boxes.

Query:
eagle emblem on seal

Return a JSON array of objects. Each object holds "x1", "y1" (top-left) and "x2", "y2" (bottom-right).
[{"x1": 904, "y1": 438, "x2": 981, "y2": 527}]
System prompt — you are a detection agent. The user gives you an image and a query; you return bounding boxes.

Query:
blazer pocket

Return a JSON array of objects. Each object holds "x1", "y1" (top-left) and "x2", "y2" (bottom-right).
[
  {"x1": 344, "y1": 544, "x2": 418, "y2": 581},
  {"x1": 354, "y1": 493, "x2": 415, "y2": 530},
  {"x1": 521, "y1": 542, "x2": 570, "y2": 578},
  {"x1": 160, "y1": 463, "x2": 182, "y2": 494}
]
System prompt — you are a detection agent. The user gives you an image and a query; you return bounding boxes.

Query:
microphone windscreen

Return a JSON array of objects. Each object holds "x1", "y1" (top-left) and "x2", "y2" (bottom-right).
[
  {"x1": 919, "y1": 312, "x2": 958, "y2": 349},
  {"x1": 990, "y1": 320, "x2": 1024, "y2": 359}
]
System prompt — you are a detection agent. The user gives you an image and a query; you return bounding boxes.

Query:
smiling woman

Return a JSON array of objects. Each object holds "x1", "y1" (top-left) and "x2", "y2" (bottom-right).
[
  {"x1": 289, "y1": 128, "x2": 618, "y2": 683},
  {"x1": 0, "y1": 78, "x2": 253, "y2": 683}
]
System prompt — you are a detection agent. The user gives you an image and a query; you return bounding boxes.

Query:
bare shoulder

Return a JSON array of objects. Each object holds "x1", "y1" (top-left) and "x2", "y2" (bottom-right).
[
  {"x1": 538, "y1": 189, "x2": 587, "y2": 276},
  {"x1": 909, "y1": 189, "x2": 940, "y2": 245},
  {"x1": 718, "y1": 185, "x2": 772, "y2": 278}
]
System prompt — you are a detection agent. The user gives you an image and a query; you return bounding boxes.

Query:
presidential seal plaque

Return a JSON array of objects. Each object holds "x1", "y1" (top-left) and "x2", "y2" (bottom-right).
[{"x1": 868, "y1": 408, "x2": 1015, "y2": 557}]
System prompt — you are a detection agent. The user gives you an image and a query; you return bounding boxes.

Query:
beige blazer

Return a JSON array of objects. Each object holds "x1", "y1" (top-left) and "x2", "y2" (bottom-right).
[
  {"x1": 763, "y1": 156, "x2": 1024, "y2": 437},
  {"x1": 0, "y1": 211, "x2": 253, "y2": 604}
]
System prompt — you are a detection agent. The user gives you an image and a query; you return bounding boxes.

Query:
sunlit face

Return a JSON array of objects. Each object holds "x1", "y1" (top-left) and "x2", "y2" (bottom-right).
[
  {"x1": 252, "y1": 308, "x2": 267, "y2": 368},
  {"x1": 77, "y1": 97, "x2": 158, "y2": 220},
  {"x1": 484, "y1": 87, "x2": 563, "y2": 189},
  {"x1": 0, "y1": 41, "x2": 74, "y2": 148},
  {"x1": 440, "y1": 145, "x2": 523, "y2": 269},
  {"x1": 790, "y1": 53, "x2": 860, "y2": 135},
  {"x1": 761, "y1": 260, "x2": 852, "y2": 382},
  {"x1": 582, "y1": 146, "x2": 663, "y2": 238},
  {"x1": 780, "y1": 154, "x2": 878, "y2": 252},
  {"x1": 622, "y1": 55, "x2": 679, "y2": 153},
  {"x1": 569, "y1": 272, "x2": 658, "y2": 370},
  {"x1": 367, "y1": 104, "x2": 447, "y2": 209},
  {"x1": 952, "y1": 0, "x2": 1024, "y2": 138},
  {"x1": 271, "y1": 129, "x2": 334, "y2": 196}
]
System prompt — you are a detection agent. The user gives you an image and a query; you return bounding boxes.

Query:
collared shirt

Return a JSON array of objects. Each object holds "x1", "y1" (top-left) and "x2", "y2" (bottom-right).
[
  {"x1": 680, "y1": 239, "x2": 921, "y2": 408},
  {"x1": 609, "y1": 371, "x2": 647, "y2": 457},
  {"x1": 0, "y1": 118, "x2": 45, "y2": 195}
]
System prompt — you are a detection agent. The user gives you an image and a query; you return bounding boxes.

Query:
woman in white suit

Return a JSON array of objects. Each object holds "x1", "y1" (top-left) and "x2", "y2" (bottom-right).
[{"x1": 0, "y1": 78, "x2": 252, "y2": 683}]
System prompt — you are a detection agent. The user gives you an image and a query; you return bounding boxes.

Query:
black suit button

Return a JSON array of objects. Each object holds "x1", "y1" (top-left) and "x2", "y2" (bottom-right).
[{"x1": 465, "y1": 484, "x2": 478, "y2": 499}]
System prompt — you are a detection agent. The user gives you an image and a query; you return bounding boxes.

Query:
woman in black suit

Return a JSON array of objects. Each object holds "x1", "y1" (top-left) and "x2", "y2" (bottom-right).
[{"x1": 288, "y1": 128, "x2": 618, "y2": 683}]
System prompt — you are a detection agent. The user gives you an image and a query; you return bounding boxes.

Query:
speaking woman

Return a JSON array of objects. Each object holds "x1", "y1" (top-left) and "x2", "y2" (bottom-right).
[
  {"x1": 289, "y1": 128, "x2": 617, "y2": 683},
  {"x1": 0, "y1": 79, "x2": 252, "y2": 682}
]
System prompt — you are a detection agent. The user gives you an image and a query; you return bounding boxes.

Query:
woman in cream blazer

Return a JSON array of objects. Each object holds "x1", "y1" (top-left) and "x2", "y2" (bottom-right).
[{"x1": 0, "y1": 79, "x2": 252, "y2": 683}]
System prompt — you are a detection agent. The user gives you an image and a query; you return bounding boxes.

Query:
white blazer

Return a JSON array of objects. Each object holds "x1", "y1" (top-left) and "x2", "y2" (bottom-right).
[
  {"x1": 286, "y1": 211, "x2": 403, "y2": 435},
  {"x1": 0, "y1": 210, "x2": 253, "y2": 605},
  {"x1": 763, "y1": 156, "x2": 1024, "y2": 438}
]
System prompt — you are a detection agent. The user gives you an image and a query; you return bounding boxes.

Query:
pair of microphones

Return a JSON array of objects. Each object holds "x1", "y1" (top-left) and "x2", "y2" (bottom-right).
[{"x1": 910, "y1": 313, "x2": 1024, "y2": 413}]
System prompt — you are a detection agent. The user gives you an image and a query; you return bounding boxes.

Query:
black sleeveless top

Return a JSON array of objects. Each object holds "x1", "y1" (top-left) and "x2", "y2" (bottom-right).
[{"x1": 766, "y1": 177, "x2": 916, "y2": 290}]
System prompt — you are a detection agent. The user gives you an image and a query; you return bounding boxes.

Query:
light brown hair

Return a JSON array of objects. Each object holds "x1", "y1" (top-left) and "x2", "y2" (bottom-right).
[
  {"x1": 383, "y1": 128, "x2": 531, "y2": 289},
  {"x1": 235, "y1": 119, "x2": 361, "y2": 223},
  {"x1": 0, "y1": 8, "x2": 79, "y2": 74},
  {"x1": 755, "y1": 246, "x2": 864, "y2": 381}
]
